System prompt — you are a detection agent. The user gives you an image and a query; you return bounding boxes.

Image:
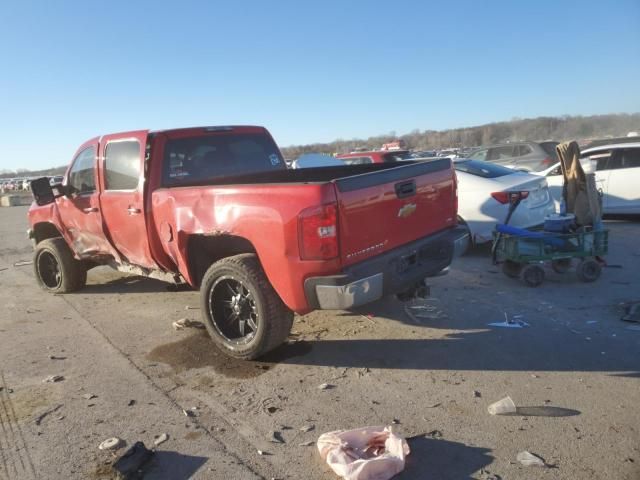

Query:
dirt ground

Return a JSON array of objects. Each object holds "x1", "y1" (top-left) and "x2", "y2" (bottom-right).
[{"x1": 1, "y1": 205, "x2": 639, "y2": 480}]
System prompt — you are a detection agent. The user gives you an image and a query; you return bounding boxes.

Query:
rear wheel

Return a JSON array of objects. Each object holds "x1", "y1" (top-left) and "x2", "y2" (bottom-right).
[
  {"x1": 33, "y1": 238, "x2": 87, "y2": 293},
  {"x1": 502, "y1": 260, "x2": 523, "y2": 278},
  {"x1": 551, "y1": 258, "x2": 572, "y2": 274},
  {"x1": 200, "y1": 254, "x2": 293, "y2": 360},
  {"x1": 576, "y1": 258, "x2": 601, "y2": 283},
  {"x1": 522, "y1": 264, "x2": 545, "y2": 287}
]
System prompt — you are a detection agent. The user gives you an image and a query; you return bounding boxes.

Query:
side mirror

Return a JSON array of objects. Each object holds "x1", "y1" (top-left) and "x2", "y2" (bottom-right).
[{"x1": 30, "y1": 177, "x2": 56, "y2": 206}]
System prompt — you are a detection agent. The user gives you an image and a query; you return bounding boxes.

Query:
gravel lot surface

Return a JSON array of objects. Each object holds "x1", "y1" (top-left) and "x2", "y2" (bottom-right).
[{"x1": 1, "y1": 205, "x2": 639, "y2": 479}]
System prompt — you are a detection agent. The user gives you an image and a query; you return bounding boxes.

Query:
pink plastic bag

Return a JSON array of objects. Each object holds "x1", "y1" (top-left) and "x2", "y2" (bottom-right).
[{"x1": 317, "y1": 426, "x2": 410, "y2": 480}]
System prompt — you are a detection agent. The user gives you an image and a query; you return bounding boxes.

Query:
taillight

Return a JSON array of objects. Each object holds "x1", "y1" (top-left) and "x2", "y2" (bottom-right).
[
  {"x1": 298, "y1": 203, "x2": 339, "y2": 260},
  {"x1": 491, "y1": 191, "x2": 529, "y2": 204},
  {"x1": 540, "y1": 157, "x2": 554, "y2": 168}
]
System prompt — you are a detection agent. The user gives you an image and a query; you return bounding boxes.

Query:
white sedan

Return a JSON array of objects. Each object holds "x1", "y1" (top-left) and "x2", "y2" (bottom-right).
[
  {"x1": 454, "y1": 159, "x2": 556, "y2": 246},
  {"x1": 539, "y1": 141, "x2": 640, "y2": 215}
]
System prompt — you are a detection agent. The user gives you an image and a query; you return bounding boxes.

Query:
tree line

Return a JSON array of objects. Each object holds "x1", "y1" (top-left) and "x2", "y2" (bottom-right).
[{"x1": 280, "y1": 113, "x2": 640, "y2": 159}]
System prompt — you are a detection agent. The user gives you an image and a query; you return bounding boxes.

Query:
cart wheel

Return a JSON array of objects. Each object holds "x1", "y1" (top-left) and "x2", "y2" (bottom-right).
[
  {"x1": 502, "y1": 260, "x2": 523, "y2": 278},
  {"x1": 551, "y1": 258, "x2": 572, "y2": 274},
  {"x1": 522, "y1": 264, "x2": 545, "y2": 287},
  {"x1": 576, "y1": 258, "x2": 601, "y2": 283}
]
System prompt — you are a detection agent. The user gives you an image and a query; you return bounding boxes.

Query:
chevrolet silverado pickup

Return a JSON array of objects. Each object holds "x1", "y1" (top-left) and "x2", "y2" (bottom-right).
[{"x1": 28, "y1": 126, "x2": 466, "y2": 359}]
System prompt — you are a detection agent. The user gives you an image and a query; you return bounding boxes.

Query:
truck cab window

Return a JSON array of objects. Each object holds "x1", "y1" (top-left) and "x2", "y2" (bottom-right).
[
  {"x1": 68, "y1": 147, "x2": 96, "y2": 194},
  {"x1": 105, "y1": 141, "x2": 140, "y2": 190}
]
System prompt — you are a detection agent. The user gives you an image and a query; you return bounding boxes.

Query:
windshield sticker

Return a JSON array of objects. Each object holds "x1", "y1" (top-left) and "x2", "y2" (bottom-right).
[{"x1": 269, "y1": 153, "x2": 280, "y2": 166}]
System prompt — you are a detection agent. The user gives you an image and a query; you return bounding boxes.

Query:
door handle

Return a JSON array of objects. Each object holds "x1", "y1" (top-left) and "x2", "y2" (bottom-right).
[
  {"x1": 127, "y1": 207, "x2": 141, "y2": 215},
  {"x1": 83, "y1": 207, "x2": 99, "y2": 213}
]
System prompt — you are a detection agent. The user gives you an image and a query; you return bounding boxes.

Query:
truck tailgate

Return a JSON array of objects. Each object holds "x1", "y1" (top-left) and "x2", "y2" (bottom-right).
[{"x1": 334, "y1": 159, "x2": 457, "y2": 267}]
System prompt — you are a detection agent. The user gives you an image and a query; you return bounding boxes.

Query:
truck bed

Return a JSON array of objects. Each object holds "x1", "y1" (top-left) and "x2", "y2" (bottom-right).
[{"x1": 160, "y1": 159, "x2": 451, "y2": 189}]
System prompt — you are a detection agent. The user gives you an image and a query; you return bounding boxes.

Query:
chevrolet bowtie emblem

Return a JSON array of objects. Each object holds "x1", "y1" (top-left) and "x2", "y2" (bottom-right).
[{"x1": 397, "y1": 203, "x2": 417, "y2": 218}]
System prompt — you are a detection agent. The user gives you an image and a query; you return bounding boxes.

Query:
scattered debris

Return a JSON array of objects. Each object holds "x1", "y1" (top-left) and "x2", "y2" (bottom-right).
[
  {"x1": 127, "y1": 399, "x2": 136, "y2": 406},
  {"x1": 153, "y1": 433, "x2": 169, "y2": 446},
  {"x1": 112, "y1": 441, "x2": 154, "y2": 479},
  {"x1": 318, "y1": 426, "x2": 409, "y2": 479},
  {"x1": 392, "y1": 418, "x2": 400, "y2": 424},
  {"x1": 48, "y1": 355, "x2": 66, "y2": 360},
  {"x1": 473, "y1": 390, "x2": 482, "y2": 398},
  {"x1": 426, "y1": 429, "x2": 443, "y2": 438},
  {"x1": 425, "y1": 402, "x2": 441, "y2": 408},
  {"x1": 183, "y1": 408, "x2": 198, "y2": 417},
  {"x1": 488, "y1": 313, "x2": 529, "y2": 329},
  {"x1": 487, "y1": 396, "x2": 516, "y2": 415},
  {"x1": 300, "y1": 425, "x2": 315, "y2": 433},
  {"x1": 34, "y1": 404, "x2": 63, "y2": 426},
  {"x1": 43, "y1": 375, "x2": 64, "y2": 383},
  {"x1": 621, "y1": 303, "x2": 640, "y2": 323},
  {"x1": 0, "y1": 267, "x2": 7, "y2": 272},
  {"x1": 270, "y1": 431, "x2": 285, "y2": 444},
  {"x1": 318, "y1": 383, "x2": 335, "y2": 391},
  {"x1": 257, "y1": 449, "x2": 270, "y2": 456},
  {"x1": 266, "y1": 406, "x2": 279, "y2": 414},
  {"x1": 82, "y1": 393, "x2": 97, "y2": 400},
  {"x1": 13, "y1": 260, "x2": 33, "y2": 267},
  {"x1": 99, "y1": 437, "x2": 125, "y2": 451},
  {"x1": 185, "y1": 305, "x2": 199, "y2": 310},
  {"x1": 516, "y1": 450, "x2": 546, "y2": 467},
  {"x1": 299, "y1": 441, "x2": 315, "y2": 447},
  {"x1": 172, "y1": 318, "x2": 205, "y2": 330}
]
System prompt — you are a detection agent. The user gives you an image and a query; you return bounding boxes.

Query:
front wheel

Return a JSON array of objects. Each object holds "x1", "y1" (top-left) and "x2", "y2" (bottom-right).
[
  {"x1": 33, "y1": 238, "x2": 87, "y2": 293},
  {"x1": 200, "y1": 254, "x2": 293, "y2": 360}
]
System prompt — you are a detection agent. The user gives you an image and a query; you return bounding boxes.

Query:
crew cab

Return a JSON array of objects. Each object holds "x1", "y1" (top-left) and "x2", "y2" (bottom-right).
[{"x1": 28, "y1": 126, "x2": 466, "y2": 359}]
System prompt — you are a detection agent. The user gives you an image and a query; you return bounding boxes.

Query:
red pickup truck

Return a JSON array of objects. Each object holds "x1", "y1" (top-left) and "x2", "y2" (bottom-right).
[{"x1": 28, "y1": 126, "x2": 466, "y2": 359}]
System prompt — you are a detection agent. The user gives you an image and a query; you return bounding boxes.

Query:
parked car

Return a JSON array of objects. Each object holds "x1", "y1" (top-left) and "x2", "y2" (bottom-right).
[
  {"x1": 28, "y1": 125, "x2": 467, "y2": 359},
  {"x1": 291, "y1": 153, "x2": 345, "y2": 169},
  {"x1": 453, "y1": 159, "x2": 555, "y2": 248},
  {"x1": 540, "y1": 140, "x2": 640, "y2": 215},
  {"x1": 467, "y1": 141, "x2": 559, "y2": 172},
  {"x1": 49, "y1": 175, "x2": 64, "y2": 186},
  {"x1": 336, "y1": 149, "x2": 413, "y2": 164}
]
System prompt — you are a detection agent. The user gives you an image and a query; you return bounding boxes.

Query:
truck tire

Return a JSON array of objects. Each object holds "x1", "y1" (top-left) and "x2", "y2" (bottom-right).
[
  {"x1": 33, "y1": 238, "x2": 87, "y2": 293},
  {"x1": 200, "y1": 254, "x2": 293, "y2": 360}
]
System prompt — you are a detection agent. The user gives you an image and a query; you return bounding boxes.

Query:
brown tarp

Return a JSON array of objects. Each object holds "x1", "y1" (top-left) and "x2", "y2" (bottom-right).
[{"x1": 556, "y1": 141, "x2": 601, "y2": 226}]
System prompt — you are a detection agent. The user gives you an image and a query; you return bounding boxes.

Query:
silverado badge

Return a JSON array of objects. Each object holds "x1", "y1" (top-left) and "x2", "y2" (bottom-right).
[{"x1": 397, "y1": 203, "x2": 417, "y2": 218}]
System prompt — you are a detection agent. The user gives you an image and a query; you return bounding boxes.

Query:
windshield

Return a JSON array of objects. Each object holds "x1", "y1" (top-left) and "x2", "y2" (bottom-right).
[
  {"x1": 162, "y1": 133, "x2": 286, "y2": 186},
  {"x1": 454, "y1": 159, "x2": 516, "y2": 178},
  {"x1": 540, "y1": 141, "x2": 559, "y2": 159}
]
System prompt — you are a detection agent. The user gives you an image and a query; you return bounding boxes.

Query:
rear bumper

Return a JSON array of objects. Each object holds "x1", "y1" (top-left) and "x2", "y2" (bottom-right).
[{"x1": 304, "y1": 226, "x2": 469, "y2": 310}]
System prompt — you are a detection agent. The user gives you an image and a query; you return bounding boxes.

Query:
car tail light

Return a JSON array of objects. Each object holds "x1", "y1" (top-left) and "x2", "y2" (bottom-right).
[
  {"x1": 540, "y1": 157, "x2": 554, "y2": 168},
  {"x1": 298, "y1": 203, "x2": 339, "y2": 260},
  {"x1": 491, "y1": 191, "x2": 529, "y2": 204}
]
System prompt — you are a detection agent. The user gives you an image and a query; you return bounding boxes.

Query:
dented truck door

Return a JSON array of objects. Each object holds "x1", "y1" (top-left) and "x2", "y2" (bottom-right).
[
  {"x1": 56, "y1": 138, "x2": 114, "y2": 258},
  {"x1": 98, "y1": 131, "x2": 157, "y2": 269}
]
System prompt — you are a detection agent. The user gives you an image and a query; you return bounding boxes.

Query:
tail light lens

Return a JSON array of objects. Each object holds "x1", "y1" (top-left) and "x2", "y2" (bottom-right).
[
  {"x1": 298, "y1": 203, "x2": 339, "y2": 260},
  {"x1": 540, "y1": 157, "x2": 554, "y2": 168},
  {"x1": 491, "y1": 191, "x2": 529, "y2": 204}
]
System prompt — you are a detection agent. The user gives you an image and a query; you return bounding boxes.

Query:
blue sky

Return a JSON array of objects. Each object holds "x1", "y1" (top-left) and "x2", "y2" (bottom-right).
[{"x1": 1, "y1": 0, "x2": 638, "y2": 170}]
